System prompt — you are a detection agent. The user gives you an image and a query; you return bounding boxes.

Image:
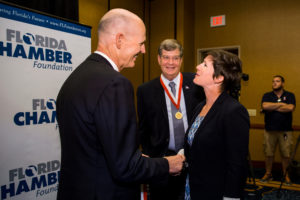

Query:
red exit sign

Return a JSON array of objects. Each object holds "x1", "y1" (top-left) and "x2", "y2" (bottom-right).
[{"x1": 210, "y1": 15, "x2": 226, "y2": 27}]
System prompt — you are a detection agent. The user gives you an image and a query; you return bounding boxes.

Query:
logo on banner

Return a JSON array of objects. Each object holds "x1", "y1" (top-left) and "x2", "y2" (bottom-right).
[
  {"x1": 0, "y1": 160, "x2": 60, "y2": 199},
  {"x1": 14, "y1": 98, "x2": 57, "y2": 127},
  {"x1": 0, "y1": 29, "x2": 73, "y2": 71}
]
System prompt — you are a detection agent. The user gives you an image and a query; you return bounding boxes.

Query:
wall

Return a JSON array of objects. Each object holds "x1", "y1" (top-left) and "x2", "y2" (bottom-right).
[
  {"x1": 78, "y1": 0, "x2": 107, "y2": 52},
  {"x1": 147, "y1": 0, "x2": 175, "y2": 81},
  {"x1": 194, "y1": 0, "x2": 300, "y2": 162},
  {"x1": 177, "y1": 0, "x2": 196, "y2": 73}
]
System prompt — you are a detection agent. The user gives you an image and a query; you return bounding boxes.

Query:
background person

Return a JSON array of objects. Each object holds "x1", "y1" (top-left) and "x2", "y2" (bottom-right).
[
  {"x1": 260, "y1": 75, "x2": 296, "y2": 185},
  {"x1": 56, "y1": 8, "x2": 184, "y2": 200},
  {"x1": 184, "y1": 50, "x2": 249, "y2": 200},
  {"x1": 137, "y1": 39, "x2": 204, "y2": 200}
]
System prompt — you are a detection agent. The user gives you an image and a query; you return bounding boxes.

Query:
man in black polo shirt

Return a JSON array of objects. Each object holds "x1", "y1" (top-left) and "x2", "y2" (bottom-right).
[{"x1": 260, "y1": 75, "x2": 296, "y2": 185}]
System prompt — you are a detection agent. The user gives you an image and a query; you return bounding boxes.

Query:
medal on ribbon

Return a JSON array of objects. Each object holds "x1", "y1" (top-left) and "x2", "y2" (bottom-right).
[
  {"x1": 160, "y1": 73, "x2": 183, "y2": 119},
  {"x1": 175, "y1": 111, "x2": 183, "y2": 119}
]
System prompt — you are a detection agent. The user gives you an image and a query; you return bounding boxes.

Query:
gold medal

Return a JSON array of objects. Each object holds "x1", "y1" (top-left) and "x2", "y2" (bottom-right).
[{"x1": 175, "y1": 111, "x2": 183, "y2": 119}]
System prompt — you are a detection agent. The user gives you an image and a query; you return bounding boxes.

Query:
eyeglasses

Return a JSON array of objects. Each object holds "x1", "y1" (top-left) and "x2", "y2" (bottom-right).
[{"x1": 161, "y1": 55, "x2": 181, "y2": 62}]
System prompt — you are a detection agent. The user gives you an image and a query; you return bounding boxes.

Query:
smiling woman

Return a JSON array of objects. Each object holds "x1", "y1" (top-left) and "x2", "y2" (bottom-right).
[{"x1": 184, "y1": 50, "x2": 249, "y2": 200}]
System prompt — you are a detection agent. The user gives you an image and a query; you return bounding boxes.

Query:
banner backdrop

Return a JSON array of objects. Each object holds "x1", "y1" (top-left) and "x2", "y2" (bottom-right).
[{"x1": 0, "y1": 2, "x2": 91, "y2": 200}]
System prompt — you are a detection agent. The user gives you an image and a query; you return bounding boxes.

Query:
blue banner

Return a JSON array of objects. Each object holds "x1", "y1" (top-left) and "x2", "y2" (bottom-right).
[{"x1": 0, "y1": 3, "x2": 90, "y2": 38}]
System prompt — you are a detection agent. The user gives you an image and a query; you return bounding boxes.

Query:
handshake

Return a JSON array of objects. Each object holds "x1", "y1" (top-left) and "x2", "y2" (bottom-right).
[
  {"x1": 142, "y1": 149, "x2": 186, "y2": 175},
  {"x1": 164, "y1": 149, "x2": 186, "y2": 175}
]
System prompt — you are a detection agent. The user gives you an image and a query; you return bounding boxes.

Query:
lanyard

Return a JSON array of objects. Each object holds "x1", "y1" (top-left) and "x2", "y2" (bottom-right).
[{"x1": 160, "y1": 73, "x2": 183, "y2": 110}]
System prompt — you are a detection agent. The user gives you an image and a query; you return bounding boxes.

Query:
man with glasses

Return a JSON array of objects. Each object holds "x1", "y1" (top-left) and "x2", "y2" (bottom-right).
[{"x1": 137, "y1": 39, "x2": 204, "y2": 200}]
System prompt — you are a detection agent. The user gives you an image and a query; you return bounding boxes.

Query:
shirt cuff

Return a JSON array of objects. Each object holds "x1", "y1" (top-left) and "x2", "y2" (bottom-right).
[{"x1": 223, "y1": 197, "x2": 240, "y2": 200}]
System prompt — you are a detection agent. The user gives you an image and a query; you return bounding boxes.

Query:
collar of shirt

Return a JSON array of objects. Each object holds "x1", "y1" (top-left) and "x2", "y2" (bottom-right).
[
  {"x1": 160, "y1": 73, "x2": 181, "y2": 99},
  {"x1": 272, "y1": 90, "x2": 286, "y2": 97},
  {"x1": 94, "y1": 51, "x2": 119, "y2": 72}
]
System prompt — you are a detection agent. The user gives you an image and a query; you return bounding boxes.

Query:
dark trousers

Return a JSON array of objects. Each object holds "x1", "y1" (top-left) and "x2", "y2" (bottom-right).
[
  {"x1": 149, "y1": 172, "x2": 186, "y2": 200},
  {"x1": 149, "y1": 150, "x2": 186, "y2": 200}
]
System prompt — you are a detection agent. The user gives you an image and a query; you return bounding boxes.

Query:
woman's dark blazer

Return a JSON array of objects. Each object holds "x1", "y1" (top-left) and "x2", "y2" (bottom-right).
[{"x1": 184, "y1": 91, "x2": 249, "y2": 200}]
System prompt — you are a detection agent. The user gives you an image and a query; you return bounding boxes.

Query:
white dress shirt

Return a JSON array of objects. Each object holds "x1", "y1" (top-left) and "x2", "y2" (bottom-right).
[{"x1": 94, "y1": 51, "x2": 119, "y2": 72}]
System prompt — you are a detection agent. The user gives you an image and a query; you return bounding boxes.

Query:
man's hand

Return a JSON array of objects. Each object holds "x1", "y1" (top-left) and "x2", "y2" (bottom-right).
[
  {"x1": 164, "y1": 154, "x2": 185, "y2": 175},
  {"x1": 277, "y1": 103, "x2": 295, "y2": 112},
  {"x1": 262, "y1": 102, "x2": 283, "y2": 111},
  {"x1": 262, "y1": 102, "x2": 295, "y2": 112}
]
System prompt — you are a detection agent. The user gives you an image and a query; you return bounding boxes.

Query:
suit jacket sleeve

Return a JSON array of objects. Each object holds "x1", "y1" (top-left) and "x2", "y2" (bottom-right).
[
  {"x1": 136, "y1": 85, "x2": 151, "y2": 155},
  {"x1": 94, "y1": 76, "x2": 169, "y2": 184},
  {"x1": 223, "y1": 103, "x2": 249, "y2": 198}
]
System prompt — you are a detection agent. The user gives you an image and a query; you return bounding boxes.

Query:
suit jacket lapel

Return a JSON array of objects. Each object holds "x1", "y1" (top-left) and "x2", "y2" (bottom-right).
[
  {"x1": 89, "y1": 53, "x2": 115, "y2": 70},
  {"x1": 190, "y1": 92, "x2": 227, "y2": 147},
  {"x1": 154, "y1": 78, "x2": 168, "y2": 120}
]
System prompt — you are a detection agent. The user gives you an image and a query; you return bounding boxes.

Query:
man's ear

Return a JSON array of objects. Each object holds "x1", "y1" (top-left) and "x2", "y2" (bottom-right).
[
  {"x1": 115, "y1": 33, "x2": 124, "y2": 49},
  {"x1": 157, "y1": 55, "x2": 161, "y2": 65}
]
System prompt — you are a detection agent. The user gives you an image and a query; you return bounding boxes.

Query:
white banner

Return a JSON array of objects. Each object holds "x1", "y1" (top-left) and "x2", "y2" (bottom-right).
[{"x1": 0, "y1": 2, "x2": 91, "y2": 200}]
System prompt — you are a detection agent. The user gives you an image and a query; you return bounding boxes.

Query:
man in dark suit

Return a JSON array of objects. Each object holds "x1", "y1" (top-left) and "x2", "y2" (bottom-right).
[
  {"x1": 56, "y1": 9, "x2": 185, "y2": 200},
  {"x1": 137, "y1": 39, "x2": 204, "y2": 200}
]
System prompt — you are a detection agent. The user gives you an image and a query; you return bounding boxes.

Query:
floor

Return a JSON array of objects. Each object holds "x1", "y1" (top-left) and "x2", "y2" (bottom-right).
[{"x1": 244, "y1": 166, "x2": 300, "y2": 200}]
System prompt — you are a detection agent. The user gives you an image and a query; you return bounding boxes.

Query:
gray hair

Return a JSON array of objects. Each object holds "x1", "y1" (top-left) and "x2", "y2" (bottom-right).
[{"x1": 158, "y1": 39, "x2": 183, "y2": 57}]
